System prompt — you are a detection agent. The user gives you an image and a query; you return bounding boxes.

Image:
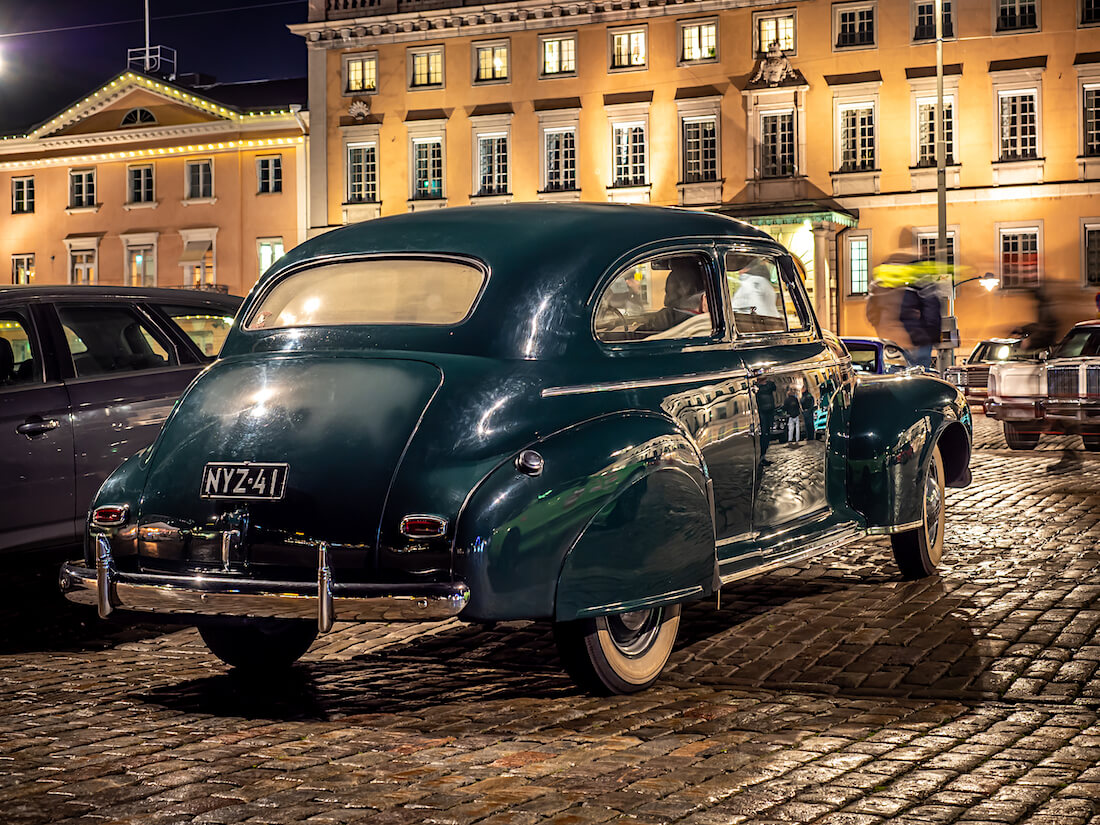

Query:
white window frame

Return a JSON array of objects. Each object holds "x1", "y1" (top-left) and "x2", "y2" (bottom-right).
[
  {"x1": 257, "y1": 237, "x2": 285, "y2": 276},
  {"x1": 913, "y1": 225, "x2": 959, "y2": 266},
  {"x1": 346, "y1": 141, "x2": 379, "y2": 203},
  {"x1": 607, "y1": 102, "x2": 650, "y2": 200},
  {"x1": 846, "y1": 231, "x2": 871, "y2": 296},
  {"x1": 179, "y1": 227, "x2": 218, "y2": 287},
  {"x1": 913, "y1": 94, "x2": 957, "y2": 167},
  {"x1": 537, "y1": 107, "x2": 580, "y2": 199},
  {"x1": 184, "y1": 159, "x2": 215, "y2": 201},
  {"x1": 407, "y1": 119, "x2": 447, "y2": 208},
  {"x1": 343, "y1": 52, "x2": 378, "y2": 96},
  {"x1": 676, "y1": 96, "x2": 722, "y2": 208},
  {"x1": 126, "y1": 164, "x2": 155, "y2": 205},
  {"x1": 995, "y1": 0, "x2": 1040, "y2": 33},
  {"x1": 121, "y1": 231, "x2": 159, "y2": 288},
  {"x1": 753, "y1": 9, "x2": 797, "y2": 56},
  {"x1": 1083, "y1": 0, "x2": 1100, "y2": 26},
  {"x1": 836, "y1": 101, "x2": 877, "y2": 172},
  {"x1": 11, "y1": 176, "x2": 33, "y2": 214},
  {"x1": 256, "y1": 155, "x2": 282, "y2": 194},
  {"x1": 342, "y1": 122, "x2": 382, "y2": 222},
  {"x1": 1081, "y1": 218, "x2": 1100, "y2": 287},
  {"x1": 11, "y1": 253, "x2": 34, "y2": 285},
  {"x1": 996, "y1": 220, "x2": 1043, "y2": 288},
  {"x1": 68, "y1": 168, "x2": 96, "y2": 210},
  {"x1": 472, "y1": 39, "x2": 510, "y2": 85},
  {"x1": 470, "y1": 113, "x2": 512, "y2": 200},
  {"x1": 678, "y1": 18, "x2": 718, "y2": 65},
  {"x1": 830, "y1": 80, "x2": 881, "y2": 195},
  {"x1": 608, "y1": 25, "x2": 648, "y2": 72},
  {"x1": 833, "y1": 1, "x2": 877, "y2": 51},
  {"x1": 539, "y1": 32, "x2": 578, "y2": 78},
  {"x1": 408, "y1": 45, "x2": 445, "y2": 90},
  {"x1": 759, "y1": 109, "x2": 797, "y2": 178},
  {"x1": 63, "y1": 236, "x2": 99, "y2": 285},
  {"x1": 911, "y1": 0, "x2": 955, "y2": 41}
]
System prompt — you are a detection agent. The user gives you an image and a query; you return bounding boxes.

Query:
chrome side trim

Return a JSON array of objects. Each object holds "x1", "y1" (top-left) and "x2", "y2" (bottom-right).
[
  {"x1": 318, "y1": 542, "x2": 334, "y2": 632},
  {"x1": 542, "y1": 368, "x2": 749, "y2": 398},
  {"x1": 718, "y1": 522, "x2": 863, "y2": 586},
  {"x1": 574, "y1": 584, "x2": 706, "y2": 619},
  {"x1": 865, "y1": 520, "x2": 923, "y2": 536}
]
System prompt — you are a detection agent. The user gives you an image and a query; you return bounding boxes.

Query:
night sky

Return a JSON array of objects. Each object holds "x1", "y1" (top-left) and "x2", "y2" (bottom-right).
[{"x1": 0, "y1": 0, "x2": 308, "y2": 135}]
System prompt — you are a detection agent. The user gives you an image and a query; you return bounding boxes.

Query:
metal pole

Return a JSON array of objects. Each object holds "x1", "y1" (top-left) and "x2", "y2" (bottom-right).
[
  {"x1": 144, "y1": 0, "x2": 151, "y2": 72},
  {"x1": 935, "y1": 0, "x2": 952, "y2": 370}
]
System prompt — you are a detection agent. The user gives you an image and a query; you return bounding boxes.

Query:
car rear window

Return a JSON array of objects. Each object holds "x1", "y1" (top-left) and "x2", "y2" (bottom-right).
[
  {"x1": 246, "y1": 259, "x2": 485, "y2": 330},
  {"x1": 157, "y1": 305, "x2": 237, "y2": 359}
]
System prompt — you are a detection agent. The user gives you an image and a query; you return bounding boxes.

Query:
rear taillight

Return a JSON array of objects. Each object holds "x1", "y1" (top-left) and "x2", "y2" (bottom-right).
[
  {"x1": 92, "y1": 505, "x2": 129, "y2": 527},
  {"x1": 399, "y1": 514, "x2": 448, "y2": 538}
]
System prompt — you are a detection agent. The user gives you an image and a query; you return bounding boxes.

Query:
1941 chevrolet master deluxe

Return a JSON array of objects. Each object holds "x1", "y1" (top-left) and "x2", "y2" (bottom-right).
[{"x1": 61, "y1": 204, "x2": 972, "y2": 694}]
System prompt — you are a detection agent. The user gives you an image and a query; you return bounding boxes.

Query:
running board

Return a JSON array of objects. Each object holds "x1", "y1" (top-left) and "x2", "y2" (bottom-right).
[{"x1": 718, "y1": 522, "x2": 863, "y2": 586}]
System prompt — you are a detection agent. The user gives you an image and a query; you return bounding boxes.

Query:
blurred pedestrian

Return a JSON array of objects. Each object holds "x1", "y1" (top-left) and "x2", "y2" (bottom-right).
[
  {"x1": 784, "y1": 388, "x2": 802, "y2": 442},
  {"x1": 899, "y1": 270, "x2": 942, "y2": 369},
  {"x1": 866, "y1": 252, "x2": 915, "y2": 353},
  {"x1": 800, "y1": 386, "x2": 815, "y2": 440}
]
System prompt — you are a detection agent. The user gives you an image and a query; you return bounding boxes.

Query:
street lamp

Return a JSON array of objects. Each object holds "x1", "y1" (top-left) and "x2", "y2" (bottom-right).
[{"x1": 954, "y1": 272, "x2": 999, "y2": 292}]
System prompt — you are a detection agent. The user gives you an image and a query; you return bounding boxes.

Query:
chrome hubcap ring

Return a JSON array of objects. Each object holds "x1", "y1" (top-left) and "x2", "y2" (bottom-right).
[{"x1": 604, "y1": 608, "x2": 663, "y2": 657}]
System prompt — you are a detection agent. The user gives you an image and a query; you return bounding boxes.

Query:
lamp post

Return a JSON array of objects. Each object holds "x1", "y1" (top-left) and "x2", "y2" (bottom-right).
[{"x1": 935, "y1": 0, "x2": 953, "y2": 369}]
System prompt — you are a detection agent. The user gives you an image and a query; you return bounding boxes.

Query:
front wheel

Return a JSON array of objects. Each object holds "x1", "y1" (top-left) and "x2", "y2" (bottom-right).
[
  {"x1": 891, "y1": 443, "x2": 946, "y2": 580},
  {"x1": 199, "y1": 620, "x2": 318, "y2": 672},
  {"x1": 1003, "y1": 421, "x2": 1040, "y2": 450},
  {"x1": 554, "y1": 603, "x2": 681, "y2": 694}
]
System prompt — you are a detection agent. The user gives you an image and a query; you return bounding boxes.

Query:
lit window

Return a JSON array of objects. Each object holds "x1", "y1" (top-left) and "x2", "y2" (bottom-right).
[
  {"x1": 11, "y1": 254, "x2": 34, "y2": 285},
  {"x1": 848, "y1": 236, "x2": 869, "y2": 295},
  {"x1": 999, "y1": 90, "x2": 1038, "y2": 160},
  {"x1": 126, "y1": 245, "x2": 156, "y2": 287},
  {"x1": 70, "y1": 250, "x2": 96, "y2": 285},
  {"x1": 258, "y1": 238, "x2": 285, "y2": 275},
  {"x1": 756, "y1": 11, "x2": 796, "y2": 53},
  {"x1": 409, "y1": 47, "x2": 444, "y2": 88},
  {"x1": 680, "y1": 20, "x2": 717, "y2": 63},
  {"x1": 257, "y1": 156, "x2": 282, "y2": 194},
  {"x1": 474, "y1": 41, "x2": 509, "y2": 82},
  {"x1": 11, "y1": 177, "x2": 33, "y2": 214},
  {"x1": 610, "y1": 27, "x2": 647, "y2": 70},
  {"x1": 682, "y1": 118, "x2": 718, "y2": 182},
  {"x1": 345, "y1": 54, "x2": 377, "y2": 94},
  {"x1": 347, "y1": 143, "x2": 378, "y2": 202},
  {"x1": 541, "y1": 34, "x2": 577, "y2": 76},
  {"x1": 1000, "y1": 227, "x2": 1040, "y2": 288}
]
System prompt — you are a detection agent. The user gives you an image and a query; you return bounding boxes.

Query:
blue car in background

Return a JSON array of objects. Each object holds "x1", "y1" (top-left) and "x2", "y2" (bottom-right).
[{"x1": 842, "y1": 336, "x2": 919, "y2": 375}]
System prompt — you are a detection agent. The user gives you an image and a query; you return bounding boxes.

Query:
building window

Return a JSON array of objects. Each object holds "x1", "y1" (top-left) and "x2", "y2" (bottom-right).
[
  {"x1": 541, "y1": 33, "x2": 577, "y2": 76},
  {"x1": 69, "y1": 169, "x2": 95, "y2": 208},
  {"x1": 679, "y1": 20, "x2": 717, "y2": 63},
  {"x1": 413, "y1": 139, "x2": 444, "y2": 199},
  {"x1": 186, "y1": 160, "x2": 213, "y2": 199},
  {"x1": 834, "y1": 2, "x2": 876, "y2": 49},
  {"x1": 1084, "y1": 0, "x2": 1100, "y2": 25},
  {"x1": 544, "y1": 129, "x2": 577, "y2": 191},
  {"x1": 609, "y1": 26, "x2": 647, "y2": 71},
  {"x1": 344, "y1": 53, "x2": 377, "y2": 94},
  {"x1": 999, "y1": 91, "x2": 1038, "y2": 160},
  {"x1": 120, "y1": 107, "x2": 156, "y2": 127},
  {"x1": 258, "y1": 238, "x2": 285, "y2": 275},
  {"x1": 126, "y1": 245, "x2": 156, "y2": 287},
  {"x1": 128, "y1": 165, "x2": 154, "y2": 203},
  {"x1": 409, "y1": 47, "x2": 444, "y2": 89},
  {"x1": 70, "y1": 250, "x2": 96, "y2": 285},
  {"x1": 682, "y1": 118, "x2": 718, "y2": 182},
  {"x1": 11, "y1": 177, "x2": 33, "y2": 214},
  {"x1": 347, "y1": 143, "x2": 378, "y2": 202},
  {"x1": 839, "y1": 104, "x2": 876, "y2": 171},
  {"x1": 1085, "y1": 87, "x2": 1100, "y2": 155},
  {"x1": 997, "y1": 0, "x2": 1038, "y2": 30},
  {"x1": 917, "y1": 97, "x2": 955, "y2": 166},
  {"x1": 476, "y1": 134, "x2": 509, "y2": 195},
  {"x1": 1085, "y1": 224, "x2": 1100, "y2": 286},
  {"x1": 755, "y1": 10, "x2": 796, "y2": 54},
  {"x1": 181, "y1": 232, "x2": 216, "y2": 287},
  {"x1": 612, "y1": 122, "x2": 647, "y2": 186},
  {"x1": 257, "y1": 156, "x2": 282, "y2": 194},
  {"x1": 11, "y1": 254, "x2": 34, "y2": 285},
  {"x1": 474, "y1": 40, "x2": 508, "y2": 83},
  {"x1": 761, "y1": 111, "x2": 795, "y2": 177},
  {"x1": 916, "y1": 231, "x2": 957, "y2": 265},
  {"x1": 913, "y1": 0, "x2": 953, "y2": 39},
  {"x1": 847, "y1": 234, "x2": 870, "y2": 295},
  {"x1": 1000, "y1": 226, "x2": 1040, "y2": 288}
]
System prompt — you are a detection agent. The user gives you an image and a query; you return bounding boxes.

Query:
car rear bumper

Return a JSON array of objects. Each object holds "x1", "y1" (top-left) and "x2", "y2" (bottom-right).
[
  {"x1": 1043, "y1": 400, "x2": 1100, "y2": 427},
  {"x1": 59, "y1": 537, "x2": 470, "y2": 631}
]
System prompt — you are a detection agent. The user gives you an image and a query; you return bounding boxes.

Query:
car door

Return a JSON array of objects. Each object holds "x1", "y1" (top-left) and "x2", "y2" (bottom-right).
[
  {"x1": 47, "y1": 301, "x2": 204, "y2": 515},
  {"x1": 722, "y1": 247, "x2": 842, "y2": 539},
  {"x1": 0, "y1": 303, "x2": 77, "y2": 553}
]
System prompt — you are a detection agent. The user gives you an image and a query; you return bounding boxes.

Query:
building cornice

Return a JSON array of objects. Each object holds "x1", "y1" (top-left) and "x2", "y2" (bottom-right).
[
  {"x1": 290, "y1": 0, "x2": 803, "y2": 48},
  {"x1": 0, "y1": 136, "x2": 305, "y2": 172},
  {"x1": 836, "y1": 180, "x2": 1100, "y2": 210}
]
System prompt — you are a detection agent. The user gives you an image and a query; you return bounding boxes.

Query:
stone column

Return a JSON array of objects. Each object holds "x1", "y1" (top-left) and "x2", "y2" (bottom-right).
[
  {"x1": 812, "y1": 223, "x2": 832, "y2": 330},
  {"x1": 307, "y1": 45, "x2": 329, "y2": 237}
]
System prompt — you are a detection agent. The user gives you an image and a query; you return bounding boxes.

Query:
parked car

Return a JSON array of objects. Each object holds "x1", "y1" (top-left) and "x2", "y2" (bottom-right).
[
  {"x1": 60, "y1": 204, "x2": 972, "y2": 694},
  {"x1": 841, "y1": 336, "x2": 917, "y2": 375},
  {"x1": 987, "y1": 320, "x2": 1100, "y2": 450},
  {"x1": 1, "y1": 286, "x2": 241, "y2": 555},
  {"x1": 945, "y1": 337, "x2": 1042, "y2": 406}
]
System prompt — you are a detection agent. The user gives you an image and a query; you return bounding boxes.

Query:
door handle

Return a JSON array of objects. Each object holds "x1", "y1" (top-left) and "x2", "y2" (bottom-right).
[{"x1": 17, "y1": 418, "x2": 60, "y2": 437}]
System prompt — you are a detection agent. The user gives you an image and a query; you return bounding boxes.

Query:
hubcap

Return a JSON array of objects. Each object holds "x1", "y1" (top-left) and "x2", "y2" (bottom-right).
[
  {"x1": 604, "y1": 608, "x2": 663, "y2": 657},
  {"x1": 924, "y1": 454, "x2": 943, "y2": 556}
]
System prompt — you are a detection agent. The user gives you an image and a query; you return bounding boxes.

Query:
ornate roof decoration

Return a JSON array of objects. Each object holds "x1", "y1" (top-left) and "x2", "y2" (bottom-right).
[{"x1": 348, "y1": 99, "x2": 371, "y2": 120}]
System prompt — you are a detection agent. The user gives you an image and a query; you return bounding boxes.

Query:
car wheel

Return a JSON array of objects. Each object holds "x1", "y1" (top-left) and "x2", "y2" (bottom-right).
[
  {"x1": 199, "y1": 620, "x2": 318, "y2": 672},
  {"x1": 1083, "y1": 433, "x2": 1100, "y2": 451},
  {"x1": 1003, "y1": 422, "x2": 1040, "y2": 450},
  {"x1": 891, "y1": 444, "x2": 946, "y2": 580},
  {"x1": 553, "y1": 603, "x2": 681, "y2": 695}
]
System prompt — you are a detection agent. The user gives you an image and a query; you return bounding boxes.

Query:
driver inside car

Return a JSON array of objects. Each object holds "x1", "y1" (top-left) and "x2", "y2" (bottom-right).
[{"x1": 638, "y1": 256, "x2": 710, "y2": 336}]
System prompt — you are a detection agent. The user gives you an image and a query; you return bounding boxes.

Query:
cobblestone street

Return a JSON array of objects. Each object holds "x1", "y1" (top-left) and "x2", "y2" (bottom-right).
[{"x1": 4, "y1": 415, "x2": 1100, "y2": 825}]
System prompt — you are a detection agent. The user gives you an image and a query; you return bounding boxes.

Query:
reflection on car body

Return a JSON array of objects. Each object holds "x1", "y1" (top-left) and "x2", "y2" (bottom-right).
[{"x1": 61, "y1": 204, "x2": 972, "y2": 694}]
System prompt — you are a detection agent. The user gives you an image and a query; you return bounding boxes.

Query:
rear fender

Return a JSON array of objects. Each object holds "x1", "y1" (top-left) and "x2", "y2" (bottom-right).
[
  {"x1": 847, "y1": 376, "x2": 972, "y2": 529},
  {"x1": 453, "y1": 412, "x2": 712, "y2": 622}
]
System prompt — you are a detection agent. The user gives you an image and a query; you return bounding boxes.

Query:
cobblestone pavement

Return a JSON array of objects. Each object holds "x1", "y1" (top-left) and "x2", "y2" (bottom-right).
[{"x1": 4, "y1": 414, "x2": 1100, "y2": 825}]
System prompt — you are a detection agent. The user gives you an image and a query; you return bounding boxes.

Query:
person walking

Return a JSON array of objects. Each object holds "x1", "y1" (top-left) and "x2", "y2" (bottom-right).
[
  {"x1": 755, "y1": 376, "x2": 777, "y2": 465},
  {"x1": 899, "y1": 272, "x2": 942, "y2": 370},
  {"x1": 800, "y1": 387, "x2": 816, "y2": 441},
  {"x1": 784, "y1": 388, "x2": 802, "y2": 443}
]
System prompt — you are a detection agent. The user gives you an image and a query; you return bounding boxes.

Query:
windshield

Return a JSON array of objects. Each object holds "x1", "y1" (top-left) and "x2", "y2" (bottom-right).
[
  {"x1": 246, "y1": 258, "x2": 485, "y2": 330},
  {"x1": 1051, "y1": 328, "x2": 1100, "y2": 359},
  {"x1": 969, "y1": 341, "x2": 1038, "y2": 362}
]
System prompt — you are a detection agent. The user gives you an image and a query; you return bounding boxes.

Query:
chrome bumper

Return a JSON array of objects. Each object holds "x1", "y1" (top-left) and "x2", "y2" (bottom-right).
[
  {"x1": 984, "y1": 398, "x2": 1042, "y2": 421},
  {"x1": 60, "y1": 537, "x2": 469, "y2": 632}
]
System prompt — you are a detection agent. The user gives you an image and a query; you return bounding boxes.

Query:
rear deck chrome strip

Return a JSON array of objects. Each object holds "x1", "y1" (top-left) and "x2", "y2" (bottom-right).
[{"x1": 542, "y1": 368, "x2": 749, "y2": 398}]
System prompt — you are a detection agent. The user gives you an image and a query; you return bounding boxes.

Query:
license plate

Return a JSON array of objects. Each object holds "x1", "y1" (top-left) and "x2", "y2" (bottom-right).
[{"x1": 200, "y1": 462, "x2": 289, "y2": 500}]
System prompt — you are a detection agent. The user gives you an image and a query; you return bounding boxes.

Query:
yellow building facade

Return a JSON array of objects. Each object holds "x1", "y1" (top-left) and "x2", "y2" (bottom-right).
[
  {"x1": 0, "y1": 71, "x2": 308, "y2": 297},
  {"x1": 294, "y1": 0, "x2": 1100, "y2": 348}
]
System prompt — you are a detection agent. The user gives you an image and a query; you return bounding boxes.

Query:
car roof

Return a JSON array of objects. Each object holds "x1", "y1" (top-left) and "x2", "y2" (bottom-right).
[{"x1": 0, "y1": 285, "x2": 242, "y2": 309}]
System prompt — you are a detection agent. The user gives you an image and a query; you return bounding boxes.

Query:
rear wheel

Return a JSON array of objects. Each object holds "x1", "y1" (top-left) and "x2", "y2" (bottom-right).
[
  {"x1": 891, "y1": 444, "x2": 946, "y2": 580},
  {"x1": 1083, "y1": 433, "x2": 1100, "y2": 451},
  {"x1": 554, "y1": 603, "x2": 681, "y2": 694},
  {"x1": 199, "y1": 620, "x2": 318, "y2": 672},
  {"x1": 1003, "y1": 422, "x2": 1041, "y2": 450}
]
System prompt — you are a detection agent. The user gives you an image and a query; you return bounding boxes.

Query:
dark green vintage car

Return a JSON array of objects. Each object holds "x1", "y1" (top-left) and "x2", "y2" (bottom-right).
[{"x1": 61, "y1": 204, "x2": 972, "y2": 694}]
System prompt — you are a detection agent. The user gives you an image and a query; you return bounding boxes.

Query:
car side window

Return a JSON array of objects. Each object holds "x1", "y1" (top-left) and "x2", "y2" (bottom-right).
[
  {"x1": 0, "y1": 311, "x2": 42, "y2": 387},
  {"x1": 725, "y1": 252, "x2": 786, "y2": 334},
  {"x1": 883, "y1": 344, "x2": 910, "y2": 370},
  {"x1": 56, "y1": 306, "x2": 177, "y2": 378},
  {"x1": 156, "y1": 304, "x2": 235, "y2": 359},
  {"x1": 594, "y1": 252, "x2": 716, "y2": 343}
]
